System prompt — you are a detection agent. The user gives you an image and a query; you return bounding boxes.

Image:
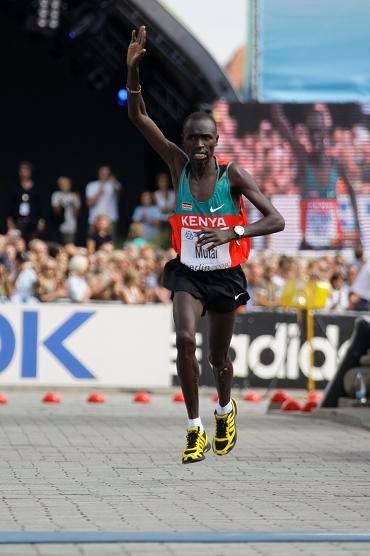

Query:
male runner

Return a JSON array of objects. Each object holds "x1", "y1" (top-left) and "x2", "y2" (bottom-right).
[
  {"x1": 272, "y1": 105, "x2": 361, "y2": 250},
  {"x1": 127, "y1": 26, "x2": 285, "y2": 464}
]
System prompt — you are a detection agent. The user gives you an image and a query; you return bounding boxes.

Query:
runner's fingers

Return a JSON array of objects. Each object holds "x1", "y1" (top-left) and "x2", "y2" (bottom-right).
[
  {"x1": 197, "y1": 233, "x2": 214, "y2": 244},
  {"x1": 138, "y1": 26, "x2": 146, "y2": 46},
  {"x1": 197, "y1": 237, "x2": 216, "y2": 248},
  {"x1": 195, "y1": 229, "x2": 212, "y2": 238}
]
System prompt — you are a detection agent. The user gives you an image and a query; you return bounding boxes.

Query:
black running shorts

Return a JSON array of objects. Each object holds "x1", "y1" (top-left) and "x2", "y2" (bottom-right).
[{"x1": 163, "y1": 257, "x2": 250, "y2": 314}]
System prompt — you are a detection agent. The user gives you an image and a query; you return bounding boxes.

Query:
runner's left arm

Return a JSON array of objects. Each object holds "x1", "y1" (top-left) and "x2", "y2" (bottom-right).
[{"x1": 197, "y1": 163, "x2": 285, "y2": 248}]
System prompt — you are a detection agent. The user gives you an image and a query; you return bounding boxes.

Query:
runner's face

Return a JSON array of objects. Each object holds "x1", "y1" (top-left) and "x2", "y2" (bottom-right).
[{"x1": 182, "y1": 119, "x2": 218, "y2": 164}]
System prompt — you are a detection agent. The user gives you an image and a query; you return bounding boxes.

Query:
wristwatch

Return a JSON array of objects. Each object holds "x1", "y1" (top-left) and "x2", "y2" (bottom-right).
[{"x1": 233, "y1": 225, "x2": 244, "y2": 239}]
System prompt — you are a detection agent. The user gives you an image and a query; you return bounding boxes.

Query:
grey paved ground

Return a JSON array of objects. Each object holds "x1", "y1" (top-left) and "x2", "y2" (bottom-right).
[{"x1": 0, "y1": 390, "x2": 369, "y2": 556}]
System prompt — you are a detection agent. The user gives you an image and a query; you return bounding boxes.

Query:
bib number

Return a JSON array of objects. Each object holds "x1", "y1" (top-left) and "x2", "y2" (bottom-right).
[{"x1": 180, "y1": 228, "x2": 231, "y2": 271}]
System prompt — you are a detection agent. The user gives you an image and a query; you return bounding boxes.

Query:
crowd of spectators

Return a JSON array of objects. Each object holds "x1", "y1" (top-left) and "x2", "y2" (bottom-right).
[
  {"x1": 0, "y1": 224, "x2": 368, "y2": 311},
  {"x1": 0, "y1": 235, "x2": 173, "y2": 305}
]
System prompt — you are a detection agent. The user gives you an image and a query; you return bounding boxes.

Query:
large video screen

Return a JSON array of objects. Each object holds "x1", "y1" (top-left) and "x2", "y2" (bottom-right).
[{"x1": 214, "y1": 101, "x2": 370, "y2": 255}]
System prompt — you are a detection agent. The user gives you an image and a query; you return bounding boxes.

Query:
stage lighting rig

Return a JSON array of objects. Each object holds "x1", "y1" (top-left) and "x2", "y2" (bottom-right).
[{"x1": 37, "y1": 0, "x2": 62, "y2": 30}]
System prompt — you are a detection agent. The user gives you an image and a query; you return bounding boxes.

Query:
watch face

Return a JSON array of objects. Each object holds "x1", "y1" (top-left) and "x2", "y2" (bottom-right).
[{"x1": 234, "y1": 226, "x2": 244, "y2": 237}]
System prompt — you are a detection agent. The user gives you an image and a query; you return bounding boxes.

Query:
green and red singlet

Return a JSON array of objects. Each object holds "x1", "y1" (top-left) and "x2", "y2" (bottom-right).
[{"x1": 169, "y1": 160, "x2": 250, "y2": 271}]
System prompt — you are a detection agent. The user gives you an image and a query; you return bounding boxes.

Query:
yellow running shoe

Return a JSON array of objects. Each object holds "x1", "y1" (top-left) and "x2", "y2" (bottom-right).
[
  {"x1": 182, "y1": 427, "x2": 211, "y2": 464},
  {"x1": 212, "y1": 398, "x2": 238, "y2": 456}
]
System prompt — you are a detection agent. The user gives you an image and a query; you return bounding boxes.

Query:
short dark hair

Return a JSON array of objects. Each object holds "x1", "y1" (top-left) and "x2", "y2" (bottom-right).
[{"x1": 183, "y1": 111, "x2": 217, "y2": 133}]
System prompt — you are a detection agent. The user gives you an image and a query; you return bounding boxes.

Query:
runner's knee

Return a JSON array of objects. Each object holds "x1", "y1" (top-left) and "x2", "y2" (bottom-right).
[{"x1": 176, "y1": 331, "x2": 196, "y2": 357}]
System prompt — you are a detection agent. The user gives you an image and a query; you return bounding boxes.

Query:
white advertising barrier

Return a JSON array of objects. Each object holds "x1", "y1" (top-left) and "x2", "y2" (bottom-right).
[{"x1": 0, "y1": 303, "x2": 172, "y2": 387}]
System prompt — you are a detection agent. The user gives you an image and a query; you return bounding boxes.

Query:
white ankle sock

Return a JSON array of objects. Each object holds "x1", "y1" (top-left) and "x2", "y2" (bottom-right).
[
  {"x1": 216, "y1": 400, "x2": 232, "y2": 415},
  {"x1": 187, "y1": 417, "x2": 204, "y2": 431}
]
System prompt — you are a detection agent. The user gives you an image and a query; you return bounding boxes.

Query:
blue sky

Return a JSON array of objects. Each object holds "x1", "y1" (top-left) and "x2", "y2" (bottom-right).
[{"x1": 158, "y1": 0, "x2": 246, "y2": 67}]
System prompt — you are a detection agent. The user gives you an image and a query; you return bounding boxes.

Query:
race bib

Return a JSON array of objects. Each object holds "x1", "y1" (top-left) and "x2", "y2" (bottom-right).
[
  {"x1": 305, "y1": 201, "x2": 337, "y2": 247},
  {"x1": 180, "y1": 228, "x2": 231, "y2": 271}
]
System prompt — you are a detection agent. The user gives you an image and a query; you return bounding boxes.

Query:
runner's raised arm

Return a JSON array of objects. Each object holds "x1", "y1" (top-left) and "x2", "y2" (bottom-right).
[{"x1": 126, "y1": 26, "x2": 187, "y2": 186}]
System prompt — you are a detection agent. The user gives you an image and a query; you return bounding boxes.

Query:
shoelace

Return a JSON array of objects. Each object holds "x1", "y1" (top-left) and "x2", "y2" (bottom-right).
[
  {"x1": 186, "y1": 430, "x2": 199, "y2": 449},
  {"x1": 216, "y1": 416, "x2": 227, "y2": 437}
]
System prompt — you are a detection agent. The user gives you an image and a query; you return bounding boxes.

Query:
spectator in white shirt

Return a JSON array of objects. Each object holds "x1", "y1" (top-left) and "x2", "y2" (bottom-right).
[
  {"x1": 153, "y1": 173, "x2": 175, "y2": 221},
  {"x1": 51, "y1": 176, "x2": 81, "y2": 245},
  {"x1": 11, "y1": 252, "x2": 38, "y2": 303},
  {"x1": 85, "y1": 166, "x2": 121, "y2": 239},
  {"x1": 132, "y1": 191, "x2": 161, "y2": 242}
]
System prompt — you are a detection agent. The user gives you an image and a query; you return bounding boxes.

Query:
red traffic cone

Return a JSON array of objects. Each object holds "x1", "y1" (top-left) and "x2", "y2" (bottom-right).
[
  {"x1": 173, "y1": 391, "x2": 185, "y2": 403},
  {"x1": 42, "y1": 391, "x2": 61, "y2": 404},
  {"x1": 212, "y1": 393, "x2": 219, "y2": 402},
  {"x1": 243, "y1": 391, "x2": 261, "y2": 403},
  {"x1": 133, "y1": 391, "x2": 151, "y2": 404},
  {"x1": 87, "y1": 392, "x2": 105, "y2": 404},
  {"x1": 270, "y1": 390, "x2": 290, "y2": 403},
  {"x1": 0, "y1": 393, "x2": 8, "y2": 404},
  {"x1": 302, "y1": 400, "x2": 318, "y2": 413},
  {"x1": 268, "y1": 389, "x2": 291, "y2": 410},
  {"x1": 307, "y1": 390, "x2": 322, "y2": 403},
  {"x1": 281, "y1": 398, "x2": 302, "y2": 412}
]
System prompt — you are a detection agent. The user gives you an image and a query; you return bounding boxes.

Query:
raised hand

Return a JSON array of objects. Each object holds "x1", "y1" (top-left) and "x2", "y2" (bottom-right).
[{"x1": 127, "y1": 26, "x2": 146, "y2": 68}]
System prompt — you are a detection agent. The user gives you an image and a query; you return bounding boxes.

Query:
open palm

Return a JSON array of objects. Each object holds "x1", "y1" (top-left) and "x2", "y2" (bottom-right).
[{"x1": 127, "y1": 26, "x2": 146, "y2": 68}]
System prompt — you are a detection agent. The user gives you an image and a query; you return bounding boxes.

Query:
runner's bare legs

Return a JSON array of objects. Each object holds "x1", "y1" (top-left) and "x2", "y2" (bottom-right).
[
  {"x1": 173, "y1": 292, "x2": 203, "y2": 418},
  {"x1": 208, "y1": 310, "x2": 236, "y2": 406}
]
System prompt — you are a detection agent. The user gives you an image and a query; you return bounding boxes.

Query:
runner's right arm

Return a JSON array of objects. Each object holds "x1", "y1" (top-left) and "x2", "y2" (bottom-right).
[{"x1": 127, "y1": 26, "x2": 187, "y2": 190}]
